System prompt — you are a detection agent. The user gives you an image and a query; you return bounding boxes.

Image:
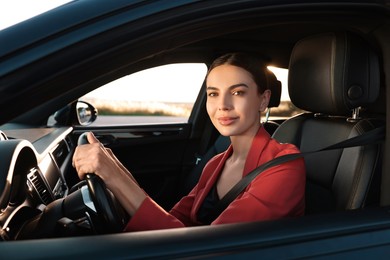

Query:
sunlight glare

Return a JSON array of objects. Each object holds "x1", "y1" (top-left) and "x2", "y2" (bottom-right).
[{"x1": 0, "y1": 0, "x2": 73, "y2": 30}]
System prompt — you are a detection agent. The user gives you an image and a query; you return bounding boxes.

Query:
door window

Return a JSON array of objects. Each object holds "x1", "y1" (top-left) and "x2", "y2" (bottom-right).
[{"x1": 80, "y1": 63, "x2": 208, "y2": 126}]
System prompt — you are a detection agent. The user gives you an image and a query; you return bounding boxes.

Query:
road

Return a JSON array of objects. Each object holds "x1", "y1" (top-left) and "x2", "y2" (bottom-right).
[{"x1": 91, "y1": 115, "x2": 188, "y2": 126}]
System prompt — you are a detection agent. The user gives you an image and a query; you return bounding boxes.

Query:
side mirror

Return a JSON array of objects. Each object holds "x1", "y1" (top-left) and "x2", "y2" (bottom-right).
[
  {"x1": 76, "y1": 101, "x2": 98, "y2": 126},
  {"x1": 53, "y1": 101, "x2": 98, "y2": 126}
]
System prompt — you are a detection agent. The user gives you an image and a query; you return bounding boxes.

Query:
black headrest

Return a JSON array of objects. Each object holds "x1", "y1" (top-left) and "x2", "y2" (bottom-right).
[
  {"x1": 266, "y1": 70, "x2": 281, "y2": 108},
  {"x1": 288, "y1": 32, "x2": 380, "y2": 115}
]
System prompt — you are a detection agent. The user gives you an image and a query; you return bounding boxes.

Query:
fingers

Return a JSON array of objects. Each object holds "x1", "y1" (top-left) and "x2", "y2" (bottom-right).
[
  {"x1": 72, "y1": 132, "x2": 101, "y2": 173},
  {"x1": 72, "y1": 140, "x2": 117, "y2": 181},
  {"x1": 87, "y1": 131, "x2": 100, "y2": 144},
  {"x1": 72, "y1": 141, "x2": 102, "y2": 177},
  {"x1": 72, "y1": 132, "x2": 118, "y2": 181}
]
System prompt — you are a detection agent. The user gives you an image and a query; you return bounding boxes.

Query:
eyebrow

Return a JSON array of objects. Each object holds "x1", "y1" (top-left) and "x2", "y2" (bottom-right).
[{"x1": 206, "y1": 83, "x2": 249, "y2": 91}]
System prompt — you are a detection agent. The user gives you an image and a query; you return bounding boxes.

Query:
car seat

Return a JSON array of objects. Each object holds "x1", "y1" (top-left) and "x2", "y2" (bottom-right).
[
  {"x1": 272, "y1": 32, "x2": 384, "y2": 215},
  {"x1": 180, "y1": 70, "x2": 282, "y2": 196}
]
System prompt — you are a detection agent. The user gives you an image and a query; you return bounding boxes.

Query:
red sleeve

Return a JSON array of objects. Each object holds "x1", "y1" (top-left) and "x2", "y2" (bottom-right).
[
  {"x1": 124, "y1": 155, "x2": 222, "y2": 232},
  {"x1": 124, "y1": 196, "x2": 185, "y2": 232},
  {"x1": 212, "y1": 155, "x2": 305, "y2": 225}
]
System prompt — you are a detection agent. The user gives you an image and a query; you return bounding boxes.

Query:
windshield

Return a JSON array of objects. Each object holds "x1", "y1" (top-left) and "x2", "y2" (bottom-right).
[{"x1": 0, "y1": 0, "x2": 73, "y2": 30}]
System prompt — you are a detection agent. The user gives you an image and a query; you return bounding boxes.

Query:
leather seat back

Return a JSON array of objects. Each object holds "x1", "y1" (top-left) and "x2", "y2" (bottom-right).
[{"x1": 272, "y1": 32, "x2": 384, "y2": 214}]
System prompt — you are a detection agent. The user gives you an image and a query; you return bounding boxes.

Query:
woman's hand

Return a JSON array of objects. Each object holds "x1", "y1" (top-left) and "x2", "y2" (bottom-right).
[
  {"x1": 72, "y1": 132, "x2": 146, "y2": 215},
  {"x1": 72, "y1": 132, "x2": 119, "y2": 185}
]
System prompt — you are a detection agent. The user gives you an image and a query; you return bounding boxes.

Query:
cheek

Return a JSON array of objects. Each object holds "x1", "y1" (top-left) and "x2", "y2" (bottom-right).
[
  {"x1": 238, "y1": 97, "x2": 261, "y2": 115},
  {"x1": 206, "y1": 99, "x2": 215, "y2": 115},
  {"x1": 236, "y1": 98, "x2": 252, "y2": 111}
]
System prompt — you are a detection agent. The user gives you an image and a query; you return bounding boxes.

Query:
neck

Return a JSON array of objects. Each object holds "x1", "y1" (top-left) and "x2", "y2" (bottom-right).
[{"x1": 229, "y1": 125, "x2": 261, "y2": 162}]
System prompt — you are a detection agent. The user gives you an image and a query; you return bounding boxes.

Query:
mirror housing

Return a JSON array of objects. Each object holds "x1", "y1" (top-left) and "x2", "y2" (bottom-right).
[
  {"x1": 54, "y1": 101, "x2": 98, "y2": 126},
  {"x1": 76, "y1": 101, "x2": 98, "y2": 126}
]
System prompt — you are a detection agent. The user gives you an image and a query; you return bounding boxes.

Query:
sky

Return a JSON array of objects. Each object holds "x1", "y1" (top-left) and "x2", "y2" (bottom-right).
[{"x1": 84, "y1": 63, "x2": 208, "y2": 103}]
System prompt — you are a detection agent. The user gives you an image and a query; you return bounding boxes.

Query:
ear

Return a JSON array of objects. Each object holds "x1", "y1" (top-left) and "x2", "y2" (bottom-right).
[{"x1": 259, "y1": 89, "x2": 271, "y2": 112}]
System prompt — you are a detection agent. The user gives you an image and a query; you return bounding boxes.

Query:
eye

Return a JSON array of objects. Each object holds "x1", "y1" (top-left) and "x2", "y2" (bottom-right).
[
  {"x1": 232, "y1": 90, "x2": 245, "y2": 96},
  {"x1": 207, "y1": 92, "x2": 218, "y2": 97}
]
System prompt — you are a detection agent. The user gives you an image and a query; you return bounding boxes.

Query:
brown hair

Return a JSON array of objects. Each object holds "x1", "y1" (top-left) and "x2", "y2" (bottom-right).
[{"x1": 206, "y1": 52, "x2": 269, "y2": 94}]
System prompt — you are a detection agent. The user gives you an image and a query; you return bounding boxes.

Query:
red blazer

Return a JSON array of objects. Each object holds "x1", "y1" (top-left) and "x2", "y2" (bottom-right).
[{"x1": 125, "y1": 127, "x2": 305, "y2": 232}]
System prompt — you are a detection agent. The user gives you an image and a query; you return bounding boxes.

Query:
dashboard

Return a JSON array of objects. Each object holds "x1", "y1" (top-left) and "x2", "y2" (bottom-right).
[{"x1": 0, "y1": 125, "x2": 75, "y2": 240}]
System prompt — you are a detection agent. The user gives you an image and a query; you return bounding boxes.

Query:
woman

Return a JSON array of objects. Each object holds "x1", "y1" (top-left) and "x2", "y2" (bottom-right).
[{"x1": 73, "y1": 52, "x2": 306, "y2": 232}]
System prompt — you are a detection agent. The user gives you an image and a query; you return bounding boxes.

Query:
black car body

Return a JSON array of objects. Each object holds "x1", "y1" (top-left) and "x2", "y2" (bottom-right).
[{"x1": 0, "y1": 0, "x2": 389, "y2": 258}]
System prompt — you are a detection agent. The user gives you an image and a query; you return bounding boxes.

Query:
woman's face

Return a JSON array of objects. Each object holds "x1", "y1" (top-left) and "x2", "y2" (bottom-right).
[{"x1": 206, "y1": 64, "x2": 270, "y2": 137}]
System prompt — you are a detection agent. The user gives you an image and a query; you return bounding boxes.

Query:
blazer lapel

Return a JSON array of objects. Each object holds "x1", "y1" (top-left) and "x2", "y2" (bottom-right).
[
  {"x1": 190, "y1": 145, "x2": 233, "y2": 222},
  {"x1": 242, "y1": 126, "x2": 270, "y2": 177}
]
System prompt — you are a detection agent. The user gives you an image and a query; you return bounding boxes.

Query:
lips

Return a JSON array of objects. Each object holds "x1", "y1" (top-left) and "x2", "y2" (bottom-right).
[{"x1": 217, "y1": 116, "x2": 238, "y2": 126}]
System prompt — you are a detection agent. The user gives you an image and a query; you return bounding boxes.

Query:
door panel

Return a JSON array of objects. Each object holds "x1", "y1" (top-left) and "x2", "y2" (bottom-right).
[{"x1": 73, "y1": 123, "x2": 194, "y2": 210}]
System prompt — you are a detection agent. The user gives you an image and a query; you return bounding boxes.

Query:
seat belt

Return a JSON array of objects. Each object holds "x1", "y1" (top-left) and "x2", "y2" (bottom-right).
[{"x1": 203, "y1": 125, "x2": 385, "y2": 224}]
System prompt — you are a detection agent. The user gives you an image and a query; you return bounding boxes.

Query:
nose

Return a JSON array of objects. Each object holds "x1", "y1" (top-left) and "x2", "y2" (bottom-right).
[
  {"x1": 218, "y1": 93, "x2": 232, "y2": 111},
  {"x1": 218, "y1": 106, "x2": 231, "y2": 111}
]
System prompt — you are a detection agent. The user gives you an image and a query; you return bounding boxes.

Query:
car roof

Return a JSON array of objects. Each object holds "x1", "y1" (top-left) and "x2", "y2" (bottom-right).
[{"x1": 1, "y1": 0, "x2": 386, "y2": 72}]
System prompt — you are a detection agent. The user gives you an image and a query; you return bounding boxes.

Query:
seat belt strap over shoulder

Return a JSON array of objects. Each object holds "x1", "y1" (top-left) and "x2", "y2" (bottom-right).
[{"x1": 204, "y1": 125, "x2": 385, "y2": 223}]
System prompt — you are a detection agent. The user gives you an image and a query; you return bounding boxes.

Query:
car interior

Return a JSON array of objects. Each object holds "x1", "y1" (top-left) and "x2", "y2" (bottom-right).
[
  {"x1": 0, "y1": 29, "x2": 385, "y2": 239},
  {"x1": 0, "y1": 1, "x2": 388, "y2": 258}
]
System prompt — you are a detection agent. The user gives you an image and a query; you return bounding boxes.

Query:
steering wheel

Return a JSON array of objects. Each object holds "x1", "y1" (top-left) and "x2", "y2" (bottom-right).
[{"x1": 77, "y1": 132, "x2": 127, "y2": 233}]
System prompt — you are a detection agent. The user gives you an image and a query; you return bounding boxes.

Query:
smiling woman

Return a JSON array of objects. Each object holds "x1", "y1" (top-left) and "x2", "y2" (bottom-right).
[{"x1": 0, "y1": 0, "x2": 72, "y2": 30}]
